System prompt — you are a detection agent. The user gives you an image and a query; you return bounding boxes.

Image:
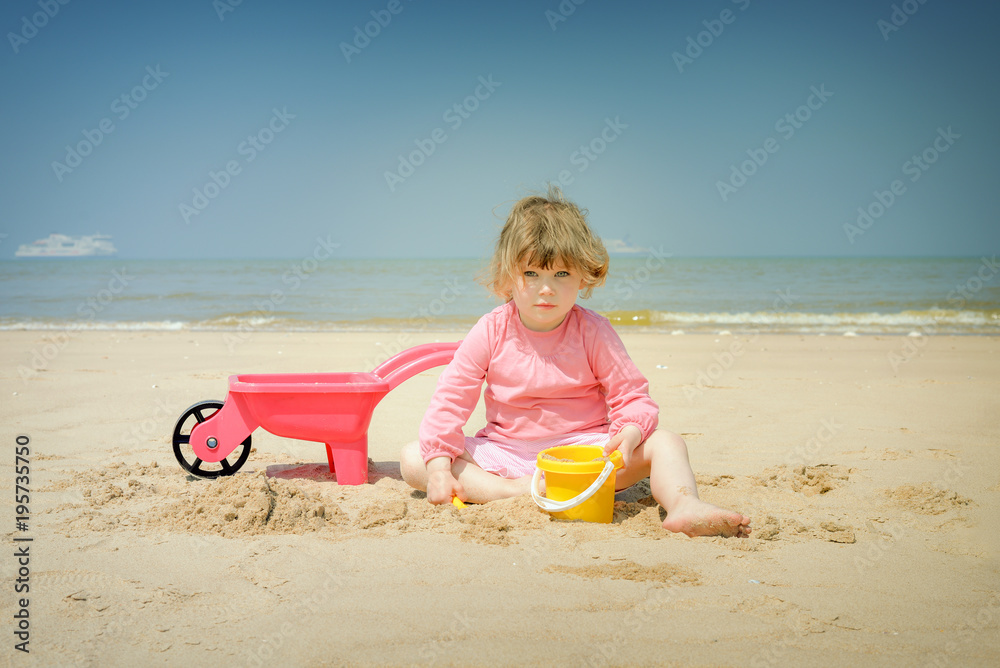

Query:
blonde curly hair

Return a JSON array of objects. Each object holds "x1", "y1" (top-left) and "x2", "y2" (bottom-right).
[{"x1": 484, "y1": 186, "x2": 609, "y2": 300}]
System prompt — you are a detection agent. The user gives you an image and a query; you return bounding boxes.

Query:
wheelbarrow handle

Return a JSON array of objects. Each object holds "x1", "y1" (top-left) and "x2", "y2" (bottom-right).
[{"x1": 373, "y1": 341, "x2": 461, "y2": 392}]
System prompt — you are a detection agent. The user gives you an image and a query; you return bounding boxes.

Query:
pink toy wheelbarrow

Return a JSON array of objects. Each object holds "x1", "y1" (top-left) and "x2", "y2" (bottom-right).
[{"x1": 171, "y1": 341, "x2": 459, "y2": 485}]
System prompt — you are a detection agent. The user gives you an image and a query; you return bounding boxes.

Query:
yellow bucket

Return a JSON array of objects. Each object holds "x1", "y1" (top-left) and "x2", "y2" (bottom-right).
[{"x1": 531, "y1": 445, "x2": 624, "y2": 523}]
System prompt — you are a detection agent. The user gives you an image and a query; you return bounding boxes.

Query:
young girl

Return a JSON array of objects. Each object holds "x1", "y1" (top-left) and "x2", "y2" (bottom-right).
[{"x1": 399, "y1": 189, "x2": 750, "y2": 537}]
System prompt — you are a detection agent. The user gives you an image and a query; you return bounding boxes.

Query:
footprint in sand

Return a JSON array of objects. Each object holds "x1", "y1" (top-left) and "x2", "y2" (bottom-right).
[
  {"x1": 752, "y1": 464, "x2": 852, "y2": 496},
  {"x1": 879, "y1": 483, "x2": 973, "y2": 516},
  {"x1": 754, "y1": 515, "x2": 855, "y2": 543},
  {"x1": 546, "y1": 560, "x2": 700, "y2": 585},
  {"x1": 696, "y1": 474, "x2": 736, "y2": 487},
  {"x1": 354, "y1": 500, "x2": 407, "y2": 530}
]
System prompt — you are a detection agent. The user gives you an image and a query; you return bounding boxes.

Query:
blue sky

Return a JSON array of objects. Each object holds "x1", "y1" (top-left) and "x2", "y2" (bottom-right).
[{"x1": 1, "y1": 0, "x2": 997, "y2": 259}]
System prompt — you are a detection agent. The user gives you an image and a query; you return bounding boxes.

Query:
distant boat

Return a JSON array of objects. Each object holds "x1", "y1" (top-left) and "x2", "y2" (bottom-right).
[{"x1": 15, "y1": 233, "x2": 117, "y2": 258}]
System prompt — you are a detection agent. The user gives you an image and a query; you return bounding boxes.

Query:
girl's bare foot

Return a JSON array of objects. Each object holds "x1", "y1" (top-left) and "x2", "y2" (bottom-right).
[{"x1": 662, "y1": 497, "x2": 751, "y2": 538}]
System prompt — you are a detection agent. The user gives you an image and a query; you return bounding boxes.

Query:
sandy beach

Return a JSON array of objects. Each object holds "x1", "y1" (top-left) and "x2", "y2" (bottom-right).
[{"x1": 1, "y1": 329, "x2": 998, "y2": 667}]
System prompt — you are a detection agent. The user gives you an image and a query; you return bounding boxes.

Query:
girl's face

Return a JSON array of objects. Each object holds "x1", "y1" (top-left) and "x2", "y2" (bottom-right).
[{"x1": 510, "y1": 261, "x2": 584, "y2": 332}]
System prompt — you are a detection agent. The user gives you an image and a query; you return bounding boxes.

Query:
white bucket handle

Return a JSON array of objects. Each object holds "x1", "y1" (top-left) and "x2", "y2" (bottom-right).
[{"x1": 531, "y1": 459, "x2": 616, "y2": 513}]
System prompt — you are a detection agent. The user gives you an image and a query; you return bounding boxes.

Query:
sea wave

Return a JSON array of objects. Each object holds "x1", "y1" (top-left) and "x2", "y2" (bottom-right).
[
  {"x1": 0, "y1": 320, "x2": 190, "y2": 332},
  {"x1": 604, "y1": 309, "x2": 1000, "y2": 333},
  {"x1": 0, "y1": 314, "x2": 479, "y2": 333},
  {"x1": 2, "y1": 309, "x2": 999, "y2": 335}
]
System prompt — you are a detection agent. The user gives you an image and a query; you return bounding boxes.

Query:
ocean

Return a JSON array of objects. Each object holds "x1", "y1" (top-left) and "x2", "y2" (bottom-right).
[{"x1": 1, "y1": 256, "x2": 998, "y2": 335}]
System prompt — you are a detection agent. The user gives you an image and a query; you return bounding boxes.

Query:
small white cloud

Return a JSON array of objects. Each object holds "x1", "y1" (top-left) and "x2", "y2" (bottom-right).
[{"x1": 602, "y1": 238, "x2": 648, "y2": 254}]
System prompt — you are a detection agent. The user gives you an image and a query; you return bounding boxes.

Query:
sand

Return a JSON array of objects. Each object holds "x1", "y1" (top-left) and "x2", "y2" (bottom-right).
[{"x1": 1, "y1": 330, "x2": 998, "y2": 666}]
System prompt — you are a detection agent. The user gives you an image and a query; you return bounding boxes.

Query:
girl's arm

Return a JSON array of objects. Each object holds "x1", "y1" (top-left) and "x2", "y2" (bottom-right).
[
  {"x1": 425, "y1": 455, "x2": 465, "y2": 505},
  {"x1": 589, "y1": 319, "x2": 659, "y2": 444},
  {"x1": 602, "y1": 424, "x2": 644, "y2": 466},
  {"x1": 418, "y1": 316, "x2": 492, "y2": 463}
]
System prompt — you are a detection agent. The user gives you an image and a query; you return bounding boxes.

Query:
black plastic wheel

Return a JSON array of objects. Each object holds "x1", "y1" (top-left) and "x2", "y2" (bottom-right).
[{"x1": 172, "y1": 400, "x2": 252, "y2": 479}]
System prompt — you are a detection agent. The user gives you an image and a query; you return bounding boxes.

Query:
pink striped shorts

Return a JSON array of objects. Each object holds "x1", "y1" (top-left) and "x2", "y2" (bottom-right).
[{"x1": 463, "y1": 431, "x2": 611, "y2": 479}]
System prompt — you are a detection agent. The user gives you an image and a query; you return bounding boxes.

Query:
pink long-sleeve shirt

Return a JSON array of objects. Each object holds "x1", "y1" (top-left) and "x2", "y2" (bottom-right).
[{"x1": 419, "y1": 302, "x2": 659, "y2": 463}]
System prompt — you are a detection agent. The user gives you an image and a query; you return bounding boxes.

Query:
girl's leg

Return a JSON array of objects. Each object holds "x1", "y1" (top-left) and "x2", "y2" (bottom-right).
[
  {"x1": 616, "y1": 430, "x2": 751, "y2": 538},
  {"x1": 399, "y1": 441, "x2": 531, "y2": 504}
]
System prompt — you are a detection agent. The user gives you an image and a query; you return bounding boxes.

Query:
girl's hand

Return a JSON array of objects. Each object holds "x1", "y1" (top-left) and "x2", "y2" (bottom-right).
[
  {"x1": 426, "y1": 457, "x2": 465, "y2": 505},
  {"x1": 602, "y1": 425, "x2": 643, "y2": 468}
]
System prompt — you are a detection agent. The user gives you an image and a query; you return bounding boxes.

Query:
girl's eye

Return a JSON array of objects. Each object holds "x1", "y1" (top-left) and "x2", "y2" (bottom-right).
[
  {"x1": 524, "y1": 270, "x2": 537, "y2": 277},
  {"x1": 556, "y1": 271, "x2": 569, "y2": 277}
]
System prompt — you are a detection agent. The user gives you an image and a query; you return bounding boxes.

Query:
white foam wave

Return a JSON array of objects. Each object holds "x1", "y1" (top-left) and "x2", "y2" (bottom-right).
[
  {"x1": 648, "y1": 309, "x2": 999, "y2": 331},
  {"x1": 0, "y1": 320, "x2": 188, "y2": 332},
  {"x1": 0, "y1": 309, "x2": 997, "y2": 334}
]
